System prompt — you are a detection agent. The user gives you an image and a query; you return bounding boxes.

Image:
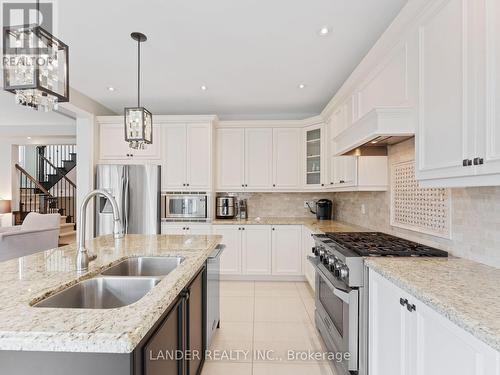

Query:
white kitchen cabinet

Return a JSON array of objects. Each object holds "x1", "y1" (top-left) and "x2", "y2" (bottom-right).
[
  {"x1": 302, "y1": 226, "x2": 316, "y2": 291},
  {"x1": 245, "y1": 128, "x2": 273, "y2": 190},
  {"x1": 241, "y1": 225, "x2": 272, "y2": 275},
  {"x1": 271, "y1": 225, "x2": 302, "y2": 276},
  {"x1": 330, "y1": 156, "x2": 358, "y2": 187},
  {"x1": 161, "y1": 223, "x2": 186, "y2": 235},
  {"x1": 328, "y1": 156, "x2": 388, "y2": 190},
  {"x1": 369, "y1": 269, "x2": 500, "y2": 375},
  {"x1": 213, "y1": 225, "x2": 242, "y2": 275},
  {"x1": 216, "y1": 128, "x2": 246, "y2": 191},
  {"x1": 99, "y1": 122, "x2": 161, "y2": 161},
  {"x1": 189, "y1": 224, "x2": 213, "y2": 235},
  {"x1": 162, "y1": 123, "x2": 212, "y2": 191},
  {"x1": 273, "y1": 128, "x2": 302, "y2": 189},
  {"x1": 304, "y1": 124, "x2": 326, "y2": 189},
  {"x1": 416, "y1": 0, "x2": 477, "y2": 181}
]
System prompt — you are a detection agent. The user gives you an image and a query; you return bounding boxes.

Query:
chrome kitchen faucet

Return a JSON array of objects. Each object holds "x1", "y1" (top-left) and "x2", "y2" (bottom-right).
[{"x1": 76, "y1": 189, "x2": 124, "y2": 272}]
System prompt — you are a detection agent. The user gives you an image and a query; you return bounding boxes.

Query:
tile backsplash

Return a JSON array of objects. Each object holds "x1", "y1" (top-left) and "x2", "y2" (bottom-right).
[
  {"x1": 228, "y1": 192, "x2": 335, "y2": 218},
  {"x1": 332, "y1": 138, "x2": 500, "y2": 269}
]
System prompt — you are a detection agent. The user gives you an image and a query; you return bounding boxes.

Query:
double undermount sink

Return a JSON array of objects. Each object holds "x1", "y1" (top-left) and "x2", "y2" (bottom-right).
[{"x1": 33, "y1": 256, "x2": 185, "y2": 309}]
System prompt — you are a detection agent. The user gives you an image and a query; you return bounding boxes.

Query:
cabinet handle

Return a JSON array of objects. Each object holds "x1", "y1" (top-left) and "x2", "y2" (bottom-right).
[
  {"x1": 242, "y1": 227, "x2": 245, "y2": 230},
  {"x1": 406, "y1": 303, "x2": 416, "y2": 312},
  {"x1": 273, "y1": 184, "x2": 276, "y2": 187},
  {"x1": 186, "y1": 183, "x2": 190, "y2": 186},
  {"x1": 330, "y1": 182, "x2": 334, "y2": 185},
  {"x1": 241, "y1": 184, "x2": 244, "y2": 187},
  {"x1": 272, "y1": 227, "x2": 275, "y2": 231},
  {"x1": 181, "y1": 289, "x2": 190, "y2": 300},
  {"x1": 473, "y1": 157, "x2": 484, "y2": 166},
  {"x1": 463, "y1": 159, "x2": 468, "y2": 166},
  {"x1": 463, "y1": 159, "x2": 473, "y2": 167},
  {"x1": 238, "y1": 227, "x2": 241, "y2": 230},
  {"x1": 399, "y1": 298, "x2": 408, "y2": 307},
  {"x1": 321, "y1": 183, "x2": 324, "y2": 187}
]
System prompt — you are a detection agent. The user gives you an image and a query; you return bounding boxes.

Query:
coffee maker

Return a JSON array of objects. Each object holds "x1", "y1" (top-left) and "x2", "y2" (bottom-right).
[{"x1": 307, "y1": 199, "x2": 333, "y2": 220}]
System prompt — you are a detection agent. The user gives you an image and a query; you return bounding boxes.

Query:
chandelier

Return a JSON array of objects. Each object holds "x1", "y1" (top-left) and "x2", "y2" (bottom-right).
[
  {"x1": 2, "y1": 1, "x2": 69, "y2": 112},
  {"x1": 124, "y1": 32, "x2": 152, "y2": 150}
]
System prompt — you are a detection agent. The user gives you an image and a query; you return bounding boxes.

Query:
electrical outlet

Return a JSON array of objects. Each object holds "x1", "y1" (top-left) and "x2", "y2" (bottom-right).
[
  {"x1": 304, "y1": 200, "x2": 315, "y2": 209},
  {"x1": 304, "y1": 201, "x2": 309, "y2": 208},
  {"x1": 361, "y1": 204, "x2": 366, "y2": 215}
]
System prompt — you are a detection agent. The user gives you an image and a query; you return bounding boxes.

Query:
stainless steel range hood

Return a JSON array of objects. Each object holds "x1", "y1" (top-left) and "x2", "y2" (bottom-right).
[{"x1": 332, "y1": 107, "x2": 414, "y2": 155}]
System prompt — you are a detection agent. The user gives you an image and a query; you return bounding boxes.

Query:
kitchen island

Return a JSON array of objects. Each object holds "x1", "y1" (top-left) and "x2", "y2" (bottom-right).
[{"x1": 0, "y1": 233, "x2": 222, "y2": 374}]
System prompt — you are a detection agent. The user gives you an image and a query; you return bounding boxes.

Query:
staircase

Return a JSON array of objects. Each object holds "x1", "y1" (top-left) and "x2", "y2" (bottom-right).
[{"x1": 14, "y1": 145, "x2": 77, "y2": 246}]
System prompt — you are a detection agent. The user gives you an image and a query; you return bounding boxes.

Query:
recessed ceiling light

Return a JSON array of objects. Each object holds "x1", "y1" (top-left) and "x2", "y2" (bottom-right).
[
  {"x1": 371, "y1": 140, "x2": 378, "y2": 144},
  {"x1": 27, "y1": 137, "x2": 32, "y2": 140},
  {"x1": 201, "y1": 85, "x2": 208, "y2": 91},
  {"x1": 319, "y1": 27, "x2": 330, "y2": 36},
  {"x1": 107, "y1": 86, "x2": 115, "y2": 92},
  {"x1": 298, "y1": 84, "x2": 306, "y2": 89}
]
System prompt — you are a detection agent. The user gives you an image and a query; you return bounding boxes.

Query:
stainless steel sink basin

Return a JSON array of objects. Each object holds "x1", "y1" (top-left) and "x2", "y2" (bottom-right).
[
  {"x1": 101, "y1": 256, "x2": 185, "y2": 277},
  {"x1": 33, "y1": 277, "x2": 161, "y2": 309}
]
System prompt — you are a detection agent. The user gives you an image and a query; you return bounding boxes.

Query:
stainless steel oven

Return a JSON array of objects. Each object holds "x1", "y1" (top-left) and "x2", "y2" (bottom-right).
[
  {"x1": 161, "y1": 193, "x2": 208, "y2": 219},
  {"x1": 310, "y1": 256, "x2": 361, "y2": 374}
]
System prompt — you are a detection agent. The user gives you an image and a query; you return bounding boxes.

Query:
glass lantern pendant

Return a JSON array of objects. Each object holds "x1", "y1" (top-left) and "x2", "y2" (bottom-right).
[
  {"x1": 124, "y1": 32, "x2": 152, "y2": 150},
  {"x1": 2, "y1": 2, "x2": 69, "y2": 112}
]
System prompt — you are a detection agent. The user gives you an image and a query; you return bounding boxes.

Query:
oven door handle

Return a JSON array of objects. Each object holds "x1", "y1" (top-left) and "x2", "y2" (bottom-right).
[{"x1": 308, "y1": 256, "x2": 352, "y2": 295}]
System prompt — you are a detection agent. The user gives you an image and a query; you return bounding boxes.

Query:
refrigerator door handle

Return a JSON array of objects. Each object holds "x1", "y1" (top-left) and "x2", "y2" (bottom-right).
[{"x1": 123, "y1": 171, "x2": 130, "y2": 233}]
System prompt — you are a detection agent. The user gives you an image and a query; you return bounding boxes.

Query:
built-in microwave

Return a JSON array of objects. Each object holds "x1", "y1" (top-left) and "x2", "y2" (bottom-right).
[{"x1": 161, "y1": 193, "x2": 208, "y2": 219}]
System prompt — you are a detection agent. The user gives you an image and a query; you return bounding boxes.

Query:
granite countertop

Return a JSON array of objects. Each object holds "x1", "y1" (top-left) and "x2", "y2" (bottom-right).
[
  {"x1": 0, "y1": 234, "x2": 222, "y2": 354},
  {"x1": 366, "y1": 257, "x2": 500, "y2": 352},
  {"x1": 211, "y1": 217, "x2": 369, "y2": 234}
]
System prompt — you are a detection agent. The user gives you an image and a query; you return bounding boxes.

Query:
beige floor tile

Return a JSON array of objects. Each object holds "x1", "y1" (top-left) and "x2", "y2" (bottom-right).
[
  {"x1": 296, "y1": 282, "x2": 315, "y2": 299},
  {"x1": 221, "y1": 281, "x2": 255, "y2": 297},
  {"x1": 201, "y1": 361, "x2": 253, "y2": 375},
  {"x1": 301, "y1": 296, "x2": 316, "y2": 323},
  {"x1": 211, "y1": 322, "x2": 254, "y2": 343},
  {"x1": 253, "y1": 321, "x2": 318, "y2": 343},
  {"x1": 220, "y1": 296, "x2": 254, "y2": 322},
  {"x1": 254, "y1": 281, "x2": 301, "y2": 297},
  {"x1": 254, "y1": 297, "x2": 310, "y2": 322},
  {"x1": 253, "y1": 362, "x2": 335, "y2": 375}
]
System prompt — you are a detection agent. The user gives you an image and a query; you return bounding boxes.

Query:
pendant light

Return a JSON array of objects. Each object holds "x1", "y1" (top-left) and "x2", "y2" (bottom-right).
[
  {"x1": 124, "y1": 32, "x2": 152, "y2": 150},
  {"x1": 2, "y1": 0, "x2": 69, "y2": 111}
]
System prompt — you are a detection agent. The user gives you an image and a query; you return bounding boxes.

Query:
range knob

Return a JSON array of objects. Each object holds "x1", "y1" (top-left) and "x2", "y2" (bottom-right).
[
  {"x1": 319, "y1": 249, "x2": 326, "y2": 261},
  {"x1": 311, "y1": 246, "x2": 316, "y2": 255},
  {"x1": 327, "y1": 256, "x2": 336, "y2": 271},
  {"x1": 339, "y1": 266, "x2": 349, "y2": 280}
]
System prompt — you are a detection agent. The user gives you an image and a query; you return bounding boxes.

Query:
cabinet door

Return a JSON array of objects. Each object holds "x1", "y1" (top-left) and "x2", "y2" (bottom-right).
[
  {"x1": 271, "y1": 225, "x2": 302, "y2": 275},
  {"x1": 163, "y1": 124, "x2": 187, "y2": 190},
  {"x1": 161, "y1": 224, "x2": 187, "y2": 235},
  {"x1": 245, "y1": 128, "x2": 273, "y2": 190},
  {"x1": 304, "y1": 124, "x2": 325, "y2": 188},
  {"x1": 187, "y1": 269, "x2": 205, "y2": 375},
  {"x1": 216, "y1": 129, "x2": 245, "y2": 191},
  {"x1": 414, "y1": 298, "x2": 499, "y2": 375},
  {"x1": 100, "y1": 123, "x2": 161, "y2": 161},
  {"x1": 416, "y1": 0, "x2": 475, "y2": 180},
  {"x1": 186, "y1": 123, "x2": 212, "y2": 190},
  {"x1": 213, "y1": 225, "x2": 242, "y2": 275},
  {"x1": 242, "y1": 225, "x2": 272, "y2": 275},
  {"x1": 302, "y1": 226, "x2": 315, "y2": 291},
  {"x1": 369, "y1": 270, "x2": 411, "y2": 375},
  {"x1": 478, "y1": 0, "x2": 500, "y2": 176},
  {"x1": 273, "y1": 128, "x2": 301, "y2": 189},
  {"x1": 144, "y1": 298, "x2": 183, "y2": 375},
  {"x1": 331, "y1": 156, "x2": 357, "y2": 187},
  {"x1": 99, "y1": 123, "x2": 130, "y2": 160}
]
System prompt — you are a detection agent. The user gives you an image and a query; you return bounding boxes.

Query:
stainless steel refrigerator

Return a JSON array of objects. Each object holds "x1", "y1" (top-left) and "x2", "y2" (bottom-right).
[{"x1": 95, "y1": 164, "x2": 161, "y2": 236}]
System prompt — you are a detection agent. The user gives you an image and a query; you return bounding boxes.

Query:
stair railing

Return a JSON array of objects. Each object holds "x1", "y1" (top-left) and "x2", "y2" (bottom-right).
[
  {"x1": 15, "y1": 164, "x2": 58, "y2": 219},
  {"x1": 37, "y1": 154, "x2": 77, "y2": 225}
]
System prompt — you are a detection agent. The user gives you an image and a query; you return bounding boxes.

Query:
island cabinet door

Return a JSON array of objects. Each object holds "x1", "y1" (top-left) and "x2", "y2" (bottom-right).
[
  {"x1": 186, "y1": 268, "x2": 206, "y2": 375},
  {"x1": 143, "y1": 297, "x2": 184, "y2": 375}
]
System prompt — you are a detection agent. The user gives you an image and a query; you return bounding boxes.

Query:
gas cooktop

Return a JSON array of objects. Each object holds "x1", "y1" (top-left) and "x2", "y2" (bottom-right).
[{"x1": 318, "y1": 232, "x2": 448, "y2": 257}]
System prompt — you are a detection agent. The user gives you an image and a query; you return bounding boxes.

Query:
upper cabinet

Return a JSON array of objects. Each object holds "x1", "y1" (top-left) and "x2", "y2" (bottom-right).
[
  {"x1": 244, "y1": 128, "x2": 273, "y2": 190},
  {"x1": 216, "y1": 126, "x2": 302, "y2": 191},
  {"x1": 162, "y1": 122, "x2": 213, "y2": 191},
  {"x1": 304, "y1": 124, "x2": 326, "y2": 189},
  {"x1": 273, "y1": 128, "x2": 302, "y2": 189},
  {"x1": 328, "y1": 155, "x2": 388, "y2": 191},
  {"x1": 98, "y1": 121, "x2": 161, "y2": 161},
  {"x1": 216, "y1": 128, "x2": 246, "y2": 191},
  {"x1": 415, "y1": 0, "x2": 500, "y2": 187}
]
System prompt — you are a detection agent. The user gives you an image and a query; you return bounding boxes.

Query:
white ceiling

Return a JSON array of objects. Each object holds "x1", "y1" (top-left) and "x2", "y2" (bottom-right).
[{"x1": 56, "y1": 0, "x2": 408, "y2": 120}]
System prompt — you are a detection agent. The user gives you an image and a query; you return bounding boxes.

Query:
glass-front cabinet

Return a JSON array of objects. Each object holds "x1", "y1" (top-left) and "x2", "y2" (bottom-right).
[{"x1": 304, "y1": 123, "x2": 325, "y2": 188}]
